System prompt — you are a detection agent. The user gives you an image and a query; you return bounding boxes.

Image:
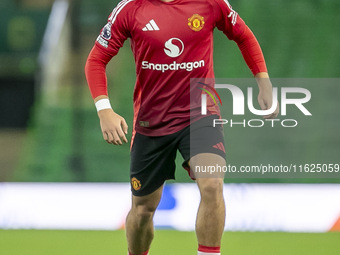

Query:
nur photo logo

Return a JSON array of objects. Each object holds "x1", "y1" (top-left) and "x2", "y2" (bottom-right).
[{"x1": 196, "y1": 80, "x2": 312, "y2": 128}]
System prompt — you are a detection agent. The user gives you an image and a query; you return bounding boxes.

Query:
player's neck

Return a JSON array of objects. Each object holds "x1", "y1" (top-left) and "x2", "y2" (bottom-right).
[{"x1": 160, "y1": 0, "x2": 175, "y2": 2}]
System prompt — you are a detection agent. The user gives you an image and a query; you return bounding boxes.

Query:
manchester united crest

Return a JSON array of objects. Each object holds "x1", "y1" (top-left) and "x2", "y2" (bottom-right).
[
  {"x1": 131, "y1": 177, "x2": 141, "y2": 191},
  {"x1": 188, "y1": 14, "x2": 205, "y2": 32}
]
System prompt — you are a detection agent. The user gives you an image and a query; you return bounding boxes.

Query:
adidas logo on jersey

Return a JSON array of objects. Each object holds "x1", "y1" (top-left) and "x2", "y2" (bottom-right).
[{"x1": 142, "y1": 19, "x2": 160, "y2": 31}]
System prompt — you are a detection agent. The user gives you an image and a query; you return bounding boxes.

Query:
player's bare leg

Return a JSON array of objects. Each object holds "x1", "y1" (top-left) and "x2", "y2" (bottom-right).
[
  {"x1": 191, "y1": 153, "x2": 226, "y2": 252},
  {"x1": 196, "y1": 177, "x2": 225, "y2": 245},
  {"x1": 125, "y1": 184, "x2": 164, "y2": 255}
]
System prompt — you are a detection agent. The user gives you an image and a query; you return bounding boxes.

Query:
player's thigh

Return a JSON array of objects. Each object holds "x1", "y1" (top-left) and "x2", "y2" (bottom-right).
[
  {"x1": 191, "y1": 153, "x2": 225, "y2": 199},
  {"x1": 190, "y1": 152, "x2": 226, "y2": 179},
  {"x1": 178, "y1": 115, "x2": 226, "y2": 179},
  {"x1": 131, "y1": 184, "x2": 164, "y2": 213}
]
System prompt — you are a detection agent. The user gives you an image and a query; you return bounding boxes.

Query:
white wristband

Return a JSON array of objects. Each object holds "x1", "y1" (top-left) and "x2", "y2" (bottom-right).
[{"x1": 95, "y1": 99, "x2": 112, "y2": 112}]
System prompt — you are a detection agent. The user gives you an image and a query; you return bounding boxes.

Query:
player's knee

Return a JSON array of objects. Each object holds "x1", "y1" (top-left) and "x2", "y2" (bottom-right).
[
  {"x1": 198, "y1": 179, "x2": 223, "y2": 202},
  {"x1": 133, "y1": 204, "x2": 156, "y2": 225}
]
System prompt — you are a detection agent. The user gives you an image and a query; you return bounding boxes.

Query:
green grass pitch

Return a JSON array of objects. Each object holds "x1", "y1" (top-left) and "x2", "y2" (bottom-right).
[{"x1": 0, "y1": 230, "x2": 339, "y2": 255}]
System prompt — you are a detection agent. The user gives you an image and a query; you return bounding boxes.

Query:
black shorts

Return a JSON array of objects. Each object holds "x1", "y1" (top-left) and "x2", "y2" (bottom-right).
[{"x1": 130, "y1": 115, "x2": 226, "y2": 196}]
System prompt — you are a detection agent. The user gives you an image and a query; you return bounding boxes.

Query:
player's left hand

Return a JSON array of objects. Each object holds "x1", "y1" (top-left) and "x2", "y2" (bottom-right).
[{"x1": 255, "y1": 72, "x2": 279, "y2": 119}]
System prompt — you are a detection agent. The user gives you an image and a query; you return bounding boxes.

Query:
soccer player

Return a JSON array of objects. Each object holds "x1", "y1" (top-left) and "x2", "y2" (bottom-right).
[{"x1": 85, "y1": 0, "x2": 279, "y2": 254}]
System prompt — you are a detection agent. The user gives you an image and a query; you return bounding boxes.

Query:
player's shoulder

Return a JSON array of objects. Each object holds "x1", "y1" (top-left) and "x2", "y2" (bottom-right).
[
  {"x1": 111, "y1": 0, "x2": 144, "y2": 10},
  {"x1": 111, "y1": 0, "x2": 138, "y2": 11},
  {"x1": 114, "y1": 0, "x2": 146, "y2": 11},
  {"x1": 205, "y1": 0, "x2": 232, "y2": 10},
  {"x1": 108, "y1": 0, "x2": 142, "y2": 23}
]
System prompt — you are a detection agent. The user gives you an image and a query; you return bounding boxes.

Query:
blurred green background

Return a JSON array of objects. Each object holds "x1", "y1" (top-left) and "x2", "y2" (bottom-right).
[{"x1": 0, "y1": 0, "x2": 339, "y2": 183}]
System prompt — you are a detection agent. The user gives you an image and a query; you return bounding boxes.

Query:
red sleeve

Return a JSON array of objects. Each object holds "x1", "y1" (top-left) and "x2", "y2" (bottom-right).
[
  {"x1": 85, "y1": 0, "x2": 134, "y2": 99},
  {"x1": 213, "y1": 0, "x2": 267, "y2": 75},
  {"x1": 234, "y1": 26, "x2": 268, "y2": 76},
  {"x1": 85, "y1": 45, "x2": 112, "y2": 99},
  {"x1": 213, "y1": 0, "x2": 246, "y2": 40}
]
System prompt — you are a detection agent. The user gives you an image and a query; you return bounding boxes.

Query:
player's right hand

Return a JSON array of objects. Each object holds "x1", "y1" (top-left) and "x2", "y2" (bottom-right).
[{"x1": 97, "y1": 109, "x2": 128, "y2": 145}]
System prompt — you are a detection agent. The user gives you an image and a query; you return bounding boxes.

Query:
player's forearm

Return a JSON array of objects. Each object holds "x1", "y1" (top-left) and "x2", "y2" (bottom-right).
[
  {"x1": 255, "y1": 72, "x2": 273, "y2": 91},
  {"x1": 94, "y1": 95, "x2": 113, "y2": 113},
  {"x1": 85, "y1": 45, "x2": 113, "y2": 99},
  {"x1": 255, "y1": 72, "x2": 269, "y2": 79},
  {"x1": 255, "y1": 72, "x2": 270, "y2": 87},
  {"x1": 94, "y1": 95, "x2": 109, "y2": 103},
  {"x1": 235, "y1": 26, "x2": 267, "y2": 76}
]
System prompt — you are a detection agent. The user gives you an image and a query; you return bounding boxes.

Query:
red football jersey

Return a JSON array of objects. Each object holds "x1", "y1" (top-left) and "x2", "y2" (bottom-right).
[{"x1": 86, "y1": 0, "x2": 267, "y2": 136}]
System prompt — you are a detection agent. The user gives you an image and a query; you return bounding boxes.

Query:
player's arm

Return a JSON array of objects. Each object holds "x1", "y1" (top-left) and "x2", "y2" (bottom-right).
[
  {"x1": 85, "y1": 46, "x2": 128, "y2": 145},
  {"x1": 255, "y1": 72, "x2": 279, "y2": 119},
  {"x1": 214, "y1": 0, "x2": 279, "y2": 119},
  {"x1": 96, "y1": 104, "x2": 128, "y2": 146},
  {"x1": 234, "y1": 26, "x2": 279, "y2": 119},
  {"x1": 85, "y1": 1, "x2": 133, "y2": 145}
]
